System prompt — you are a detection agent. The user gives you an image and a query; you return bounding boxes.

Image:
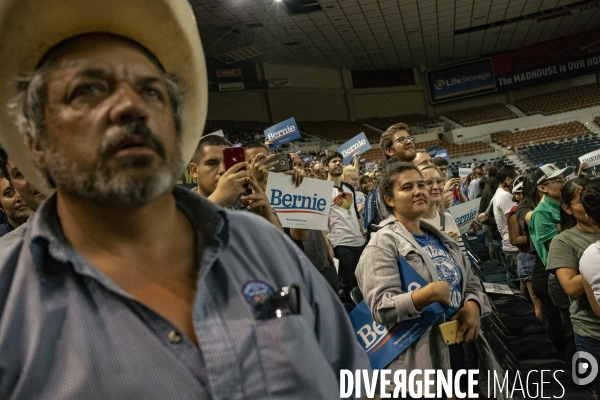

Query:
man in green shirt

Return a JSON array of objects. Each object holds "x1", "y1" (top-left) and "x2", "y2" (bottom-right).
[{"x1": 529, "y1": 164, "x2": 573, "y2": 265}]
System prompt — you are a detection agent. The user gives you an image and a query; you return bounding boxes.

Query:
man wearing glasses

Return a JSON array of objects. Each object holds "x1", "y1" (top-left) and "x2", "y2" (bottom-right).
[
  {"x1": 380, "y1": 122, "x2": 417, "y2": 163},
  {"x1": 368, "y1": 123, "x2": 417, "y2": 227},
  {"x1": 529, "y1": 164, "x2": 574, "y2": 266}
]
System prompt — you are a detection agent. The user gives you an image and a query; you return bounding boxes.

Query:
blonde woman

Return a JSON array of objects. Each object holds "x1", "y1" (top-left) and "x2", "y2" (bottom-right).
[
  {"x1": 342, "y1": 166, "x2": 365, "y2": 214},
  {"x1": 418, "y1": 164, "x2": 467, "y2": 256}
]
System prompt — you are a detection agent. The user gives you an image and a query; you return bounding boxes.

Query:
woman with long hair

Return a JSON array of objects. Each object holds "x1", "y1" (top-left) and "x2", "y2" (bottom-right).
[
  {"x1": 355, "y1": 161, "x2": 506, "y2": 398},
  {"x1": 562, "y1": 178, "x2": 600, "y2": 395},
  {"x1": 507, "y1": 176, "x2": 544, "y2": 321},
  {"x1": 477, "y1": 161, "x2": 504, "y2": 261}
]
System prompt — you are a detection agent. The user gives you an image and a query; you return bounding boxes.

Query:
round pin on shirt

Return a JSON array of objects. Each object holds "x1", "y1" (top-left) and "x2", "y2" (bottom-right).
[{"x1": 242, "y1": 280, "x2": 274, "y2": 309}]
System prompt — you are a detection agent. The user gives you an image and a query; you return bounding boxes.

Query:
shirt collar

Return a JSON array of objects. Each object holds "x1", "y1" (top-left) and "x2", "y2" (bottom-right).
[{"x1": 27, "y1": 186, "x2": 230, "y2": 283}]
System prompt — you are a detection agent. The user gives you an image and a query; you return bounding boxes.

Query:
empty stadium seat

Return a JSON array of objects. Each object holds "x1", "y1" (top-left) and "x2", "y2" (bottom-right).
[
  {"x1": 516, "y1": 83, "x2": 600, "y2": 116},
  {"x1": 445, "y1": 103, "x2": 518, "y2": 127},
  {"x1": 491, "y1": 121, "x2": 592, "y2": 150},
  {"x1": 517, "y1": 132, "x2": 600, "y2": 169}
]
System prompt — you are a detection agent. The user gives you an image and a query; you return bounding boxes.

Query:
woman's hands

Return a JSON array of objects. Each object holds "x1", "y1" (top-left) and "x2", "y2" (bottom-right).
[
  {"x1": 440, "y1": 228, "x2": 459, "y2": 243},
  {"x1": 411, "y1": 281, "x2": 450, "y2": 312},
  {"x1": 450, "y1": 300, "x2": 481, "y2": 343}
]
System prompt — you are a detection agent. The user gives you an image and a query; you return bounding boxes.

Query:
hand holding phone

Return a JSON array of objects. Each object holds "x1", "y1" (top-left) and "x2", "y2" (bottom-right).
[
  {"x1": 208, "y1": 162, "x2": 249, "y2": 207},
  {"x1": 223, "y1": 147, "x2": 252, "y2": 196},
  {"x1": 267, "y1": 154, "x2": 293, "y2": 173},
  {"x1": 223, "y1": 147, "x2": 246, "y2": 171},
  {"x1": 439, "y1": 320, "x2": 460, "y2": 345}
]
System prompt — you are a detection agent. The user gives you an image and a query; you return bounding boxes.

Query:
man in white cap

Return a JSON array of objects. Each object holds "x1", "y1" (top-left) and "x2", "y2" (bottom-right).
[{"x1": 0, "y1": 0, "x2": 370, "y2": 398}]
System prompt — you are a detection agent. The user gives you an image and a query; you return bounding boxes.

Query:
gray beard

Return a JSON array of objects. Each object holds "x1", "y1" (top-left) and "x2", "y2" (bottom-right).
[{"x1": 43, "y1": 145, "x2": 183, "y2": 205}]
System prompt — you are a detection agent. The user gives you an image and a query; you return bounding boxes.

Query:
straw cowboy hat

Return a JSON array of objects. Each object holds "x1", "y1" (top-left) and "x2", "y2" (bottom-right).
[{"x1": 0, "y1": 0, "x2": 208, "y2": 194}]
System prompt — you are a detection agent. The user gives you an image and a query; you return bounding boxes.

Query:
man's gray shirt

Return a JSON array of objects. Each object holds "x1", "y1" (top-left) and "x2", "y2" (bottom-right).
[{"x1": 0, "y1": 186, "x2": 370, "y2": 399}]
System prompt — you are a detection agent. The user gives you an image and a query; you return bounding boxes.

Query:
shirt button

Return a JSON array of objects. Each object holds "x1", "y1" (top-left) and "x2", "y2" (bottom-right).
[{"x1": 168, "y1": 330, "x2": 182, "y2": 344}]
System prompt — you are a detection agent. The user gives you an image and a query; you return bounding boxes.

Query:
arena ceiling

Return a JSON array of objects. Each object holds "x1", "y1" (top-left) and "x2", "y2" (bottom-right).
[{"x1": 190, "y1": 0, "x2": 600, "y2": 70}]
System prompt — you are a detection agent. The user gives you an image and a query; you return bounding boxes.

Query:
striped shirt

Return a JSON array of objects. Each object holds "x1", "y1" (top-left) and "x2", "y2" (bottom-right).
[{"x1": 0, "y1": 186, "x2": 370, "y2": 399}]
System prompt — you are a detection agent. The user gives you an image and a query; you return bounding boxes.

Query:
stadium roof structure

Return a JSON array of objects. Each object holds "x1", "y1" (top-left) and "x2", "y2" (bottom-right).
[{"x1": 191, "y1": 0, "x2": 600, "y2": 70}]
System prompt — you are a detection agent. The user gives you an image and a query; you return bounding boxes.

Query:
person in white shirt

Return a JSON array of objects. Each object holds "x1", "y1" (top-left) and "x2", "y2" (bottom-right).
[
  {"x1": 341, "y1": 165, "x2": 365, "y2": 215},
  {"x1": 492, "y1": 165, "x2": 521, "y2": 282},
  {"x1": 324, "y1": 152, "x2": 365, "y2": 299}
]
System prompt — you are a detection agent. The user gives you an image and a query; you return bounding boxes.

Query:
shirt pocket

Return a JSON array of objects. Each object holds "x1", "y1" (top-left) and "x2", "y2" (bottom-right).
[{"x1": 254, "y1": 315, "x2": 332, "y2": 398}]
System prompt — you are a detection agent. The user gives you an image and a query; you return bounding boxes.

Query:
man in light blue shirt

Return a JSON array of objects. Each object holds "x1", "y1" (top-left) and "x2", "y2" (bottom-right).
[
  {"x1": 468, "y1": 161, "x2": 486, "y2": 200},
  {"x1": 0, "y1": 0, "x2": 370, "y2": 398}
]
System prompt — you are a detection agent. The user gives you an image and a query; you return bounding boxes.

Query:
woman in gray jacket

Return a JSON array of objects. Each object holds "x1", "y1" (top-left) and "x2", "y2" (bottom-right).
[{"x1": 355, "y1": 161, "x2": 507, "y2": 399}]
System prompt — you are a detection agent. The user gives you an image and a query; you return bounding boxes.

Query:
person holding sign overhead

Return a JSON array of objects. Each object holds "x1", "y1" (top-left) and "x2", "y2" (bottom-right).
[{"x1": 356, "y1": 161, "x2": 506, "y2": 398}]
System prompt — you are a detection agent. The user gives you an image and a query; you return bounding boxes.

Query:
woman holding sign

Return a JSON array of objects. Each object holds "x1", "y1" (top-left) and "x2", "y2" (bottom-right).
[{"x1": 355, "y1": 161, "x2": 506, "y2": 399}]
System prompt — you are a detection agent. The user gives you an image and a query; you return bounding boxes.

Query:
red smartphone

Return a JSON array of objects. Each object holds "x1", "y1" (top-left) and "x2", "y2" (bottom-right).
[
  {"x1": 223, "y1": 147, "x2": 246, "y2": 171},
  {"x1": 223, "y1": 147, "x2": 252, "y2": 195}
]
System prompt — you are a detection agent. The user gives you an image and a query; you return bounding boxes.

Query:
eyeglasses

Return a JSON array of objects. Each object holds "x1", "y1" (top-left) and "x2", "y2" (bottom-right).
[
  {"x1": 389, "y1": 136, "x2": 415, "y2": 147},
  {"x1": 543, "y1": 178, "x2": 566, "y2": 186},
  {"x1": 424, "y1": 179, "x2": 444, "y2": 188}
]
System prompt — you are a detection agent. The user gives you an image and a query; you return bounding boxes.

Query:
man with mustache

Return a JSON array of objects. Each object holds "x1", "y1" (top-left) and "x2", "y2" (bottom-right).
[{"x1": 0, "y1": 0, "x2": 370, "y2": 398}]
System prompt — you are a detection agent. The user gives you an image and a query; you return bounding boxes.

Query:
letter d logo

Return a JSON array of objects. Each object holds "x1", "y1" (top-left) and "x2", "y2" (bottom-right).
[{"x1": 572, "y1": 351, "x2": 599, "y2": 385}]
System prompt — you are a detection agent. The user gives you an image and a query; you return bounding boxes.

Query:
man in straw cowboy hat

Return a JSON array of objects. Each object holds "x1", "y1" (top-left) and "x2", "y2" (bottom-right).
[{"x1": 0, "y1": 0, "x2": 370, "y2": 398}]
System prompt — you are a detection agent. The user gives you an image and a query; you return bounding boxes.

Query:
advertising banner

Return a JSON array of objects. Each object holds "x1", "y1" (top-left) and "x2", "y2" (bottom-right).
[
  {"x1": 266, "y1": 172, "x2": 333, "y2": 230},
  {"x1": 263, "y1": 117, "x2": 301, "y2": 148},
  {"x1": 459, "y1": 167, "x2": 471, "y2": 178},
  {"x1": 216, "y1": 69, "x2": 244, "y2": 91},
  {"x1": 579, "y1": 148, "x2": 600, "y2": 168},
  {"x1": 447, "y1": 198, "x2": 481, "y2": 235},
  {"x1": 434, "y1": 149, "x2": 449, "y2": 160},
  {"x1": 492, "y1": 29, "x2": 600, "y2": 90},
  {"x1": 426, "y1": 58, "x2": 496, "y2": 104},
  {"x1": 349, "y1": 258, "x2": 445, "y2": 369},
  {"x1": 426, "y1": 145, "x2": 439, "y2": 157},
  {"x1": 338, "y1": 132, "x2": 372, "y2": 165}
]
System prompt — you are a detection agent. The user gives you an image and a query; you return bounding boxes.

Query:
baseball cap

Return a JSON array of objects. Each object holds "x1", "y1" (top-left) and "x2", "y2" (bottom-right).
[
  {"x1": 511, "y1": 176, "x2": 524, "y2": 193},
  {"x1": 471, "y1": 161, "x2": 484, "y2": 169},
  {"x1": 530, "y1": 164, "x2": 574, "y2": 185}
]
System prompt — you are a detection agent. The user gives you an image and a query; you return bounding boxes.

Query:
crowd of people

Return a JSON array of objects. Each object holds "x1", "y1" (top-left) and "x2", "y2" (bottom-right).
[{"x1": 2, "y1": 0, "x2": 600, "y2": 398}]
